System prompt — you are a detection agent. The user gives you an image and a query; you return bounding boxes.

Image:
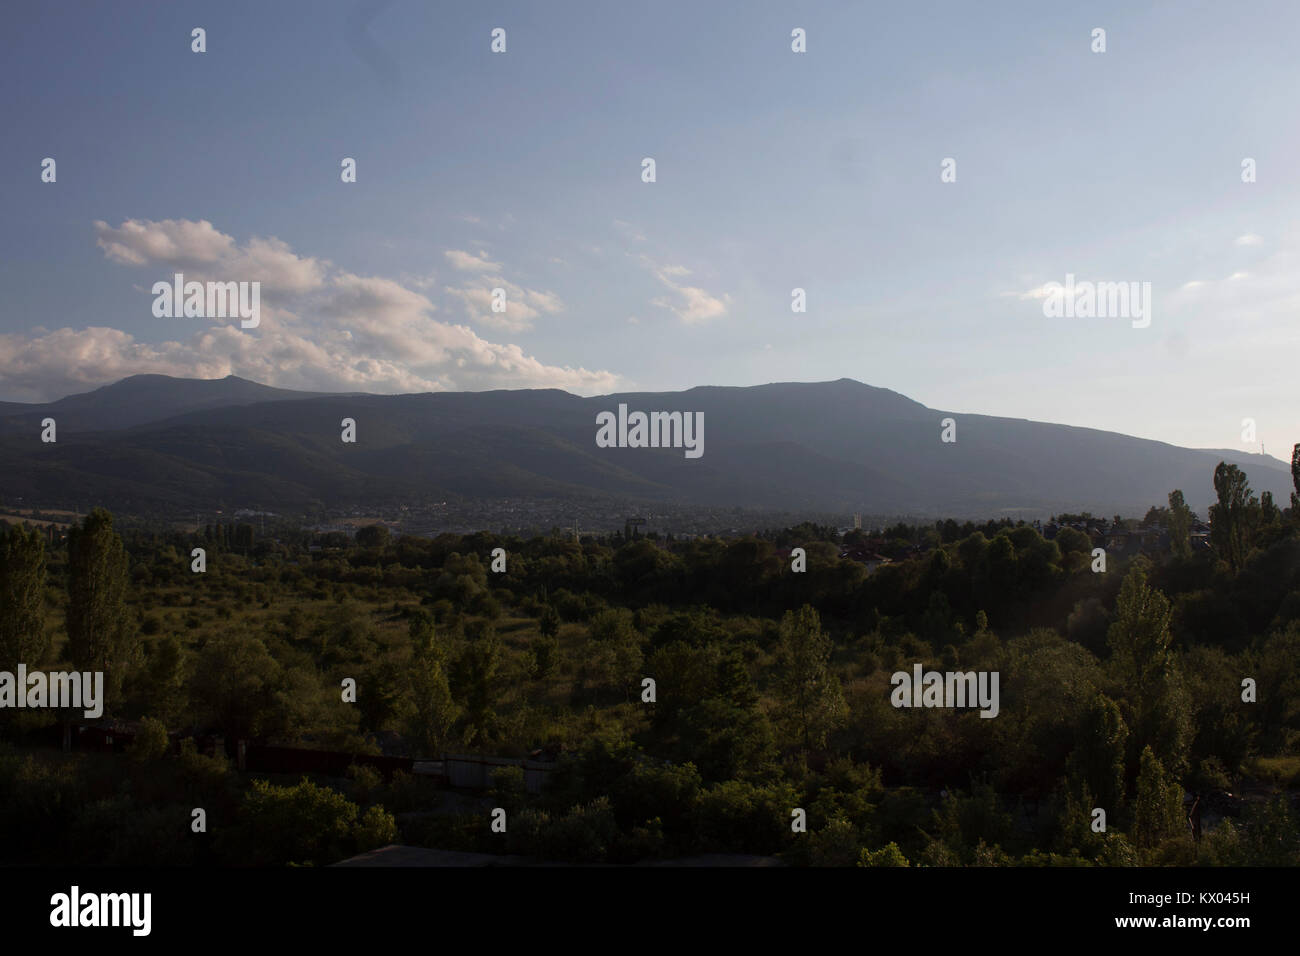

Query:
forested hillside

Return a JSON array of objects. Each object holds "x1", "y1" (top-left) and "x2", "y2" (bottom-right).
[{"x1": 1, "y1": 458, "x2": 1298, "y2": 866}]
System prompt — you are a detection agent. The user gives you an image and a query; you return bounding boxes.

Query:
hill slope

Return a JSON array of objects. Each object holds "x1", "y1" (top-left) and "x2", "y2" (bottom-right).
[{"x1": 0, "y1": 375, "x2": 1290, "y2": 518}]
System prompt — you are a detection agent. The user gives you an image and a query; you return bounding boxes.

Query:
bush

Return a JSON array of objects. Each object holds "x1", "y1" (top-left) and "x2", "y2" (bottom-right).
[
  {"x1": 127, "y1": 717, "x2": 170, "y2": 763},
  {"x1": 354, "y1": 804, "x2": 398, "y2": 852},
  {"x1": 805, "y1": 816, "x2": 863, "y2": 866},
  {"x1": 858, "y1": 841, "x2": 910, "y2": 867},
  {"x1": 176, "y1": 738, "x2": 231, "y2": 798},
  {"x1": 216, "y1": 777, "x2": 388, "y2": 866},
  {"x1": 692, "y1": 780, "x2": 798, "y2": 855},
  {"x1": 346, "y1": 763, "x2": 383, "y2": 805},
  {"x1": 531, "y1": 636, "x2": 559, "y2": 679}
]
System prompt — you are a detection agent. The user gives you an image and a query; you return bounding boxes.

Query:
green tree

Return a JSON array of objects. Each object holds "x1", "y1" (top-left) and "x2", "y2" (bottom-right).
[
  {"x1": 1209, "y1": 462, "x2": 1260, "y2": 571},
  {"x1": 927, "y1": 780, "x2": 1013, "y2": 865},
  {"x1": 190, "y1": 634, "x2": 281, "y2": 738},
  {"x1": 1291, "y1": 443, "x2": 1300, "y2": 514},
  {"x1": 450, "y1": 636, "x2": 501, "y2": 746},
  {"x1": 354, "y1": 804, "x2": 399, "y2": 852},
  {"x1": 1066, "y1": 693, "x2": 1128, "y2": 812},
  {"x1": 0, "y1": 523, "x2": 48, "y2": 672},
  {"x1": 773, "y1": 605, "x2": 847, "y2": 750},
  {"x1": 128, "y1": 635, "x2": 188, "y2": 727},
  {"x1": 1106, "y1": 564, "x2": 1191, "y2": 775},
  {"x1": 1167, "y1": 490, "x2": 1192, "y2": 559},
  {"x1": 66, "y1": 509, "x2": 136, "y2": 703},
  {"x1": 1107, "y1": 564, "x2": 1174, "y2": 704},
  {"x1": 217, "y1": 777, "x2": 391, "y2": 866},
  {"x1": 858, "y1": 842, "x2": 910, "y2": 867},
  {"x1": 1054, "y1": 526, "x2": 1092, "y2": 557},
  {"x1": 1132, "y1": 745, "x2": 1183, "y2": 849},
  {"x1": 127, "y1": 716, "x2": 170, "y2": 763},
  {"x1": 407, "y1": 641, "x2": 459, "y2": 755},
  {"x1": 1260, "y1": 491, "x2": 1282, "y2": 528},
  {"x1": 538, "y1": 605, "x2": 561, "y2": 639}
]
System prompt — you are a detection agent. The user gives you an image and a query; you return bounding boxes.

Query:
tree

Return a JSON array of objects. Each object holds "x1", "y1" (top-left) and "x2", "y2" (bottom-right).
[
  {"x1": 1054, "y1": 526, "x2": 1091, "y2": 556},
  {"x1": 1141, "y1": 506, "x2": 1169, "y2": 528},
  {"x1": 216, "y1": 777, "x2": 394, "y2": 866},
  {"x1": 0, "y1": 523, "x2": 48, "y2": 672},
  {"x1": 1107, "y1": 564, "x2": 1174, "y2": 701},
  {"x1": 1132, "y1": 745, "x2": 1183, "y2": 849},
  {"x1": 355, "y1": 524, "x2": 390, "y2": 549},
  {"x1": 859, "y1": 842, "x2": 910, "y2": 867},
  {"x1": 1066, "y1": 693, "x2": 1128, "y2": 811},
  {"x1": 671, "y1": 697, "x2": 776, "y2": 782},
  {"x1": 450, "y1": 636, "x2": 501, "y2": 746},
  {"x1": 1167, "y1": 490, "x2": 1192, "y2": 559},
  {"x1": 773, "y1": 605, "x2": 847, "y2": 750},
  {"x1": 928, "y1": 779, "x2": 1013, "y2": 865},
  {"x1": 407, "y1": 634, "x2": 459, "y2": 755},
  {"x1": 1209, "y1": 462, "x2": 1260, "y2": 571},
  {"x1": 126, "y1": 635, "x2": 188, "y2": 727},
  {"x1": 1260, "y1": 491, "x2": 1282, "y2": 528},
  {"x1": 66, "y1": 509, "x2": 136, "y2": 703},
  {"x1": 1107, "y1": 563, "x2": 1191, "y2": 775},
  {"x1": 189, "y1": 634, "x2": 281, "y2": 738},
  {"x1": 1292, "y1": 443, "x2": 1300, "y2": 515},
  {"x1": 127, "y1": 716, "x2": 170, "y2": 763},
  {"x1": 539, "y1": 605, "x2": 561, "y2": 639}
]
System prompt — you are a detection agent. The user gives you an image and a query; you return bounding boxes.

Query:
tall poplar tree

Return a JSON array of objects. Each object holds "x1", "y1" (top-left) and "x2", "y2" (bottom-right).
[
  {"x1": 774, "y1": 604, "x2": 847, "y2": 751},
  {"x1": 1166, "y1": 490, "x2": 1192, "y2": 559},
  {"x1": 0, "y1": 523, "x2": 49, "y2": 678},
  {"x1": 1291, "y1": 443, "x2": 1300, "y2": 514},
  {"x1": 66, "y1": 508, "x2": 136, "y2": 704},
  {"x1": 1209, "y1": 462, "x2": 1259, "y2": 571}
]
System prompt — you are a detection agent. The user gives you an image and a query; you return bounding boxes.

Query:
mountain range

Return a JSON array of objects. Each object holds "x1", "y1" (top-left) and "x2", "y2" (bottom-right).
[{"x1": 0, "y1": 374, "x2": 1291, "y2": 520}]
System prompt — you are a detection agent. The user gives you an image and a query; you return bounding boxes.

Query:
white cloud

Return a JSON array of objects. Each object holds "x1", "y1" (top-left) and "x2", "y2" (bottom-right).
[
  {"x1": 444, "y1": 249, "x2": 501, "y2": 272},
  {"x1": 94, "y1": 219, "x2": 326, "y2": 295},
  {"x1": 94, "y1": 218, "x2": 235, "y2": 266},
  {"x1": 444, "y1": 269, "x2": 565, "y2": 333},
  {"x1": 1163, "y1": 236, "x2": 1300, "y2": 328},
  {"x1": 445, "y1": 285, "x2": 537, "y2": 333},
  {"x1": 1004, "y1": 284, "x2": 1052, "y2": 301},
  {"x1": 638, "y1": 255, "x2": 731, "y2": 324},
  {"x1": 0, "y1": 219, "x2": 617, "y2": 401},
  {"x1": 1234, "y1": 233, "x2": 1264, "y2": 246}
]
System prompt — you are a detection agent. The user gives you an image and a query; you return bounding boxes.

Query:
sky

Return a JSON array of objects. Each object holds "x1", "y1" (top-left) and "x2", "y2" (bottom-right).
[{"x1": 2, "y1": 0, "x2": 1298, "y2": 459}]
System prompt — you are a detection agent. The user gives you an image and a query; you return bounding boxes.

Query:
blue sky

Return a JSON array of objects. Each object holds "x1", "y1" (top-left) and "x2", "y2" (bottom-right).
[{"x1": 2, "y1": 0, "x2": 1298, "y2": 459}]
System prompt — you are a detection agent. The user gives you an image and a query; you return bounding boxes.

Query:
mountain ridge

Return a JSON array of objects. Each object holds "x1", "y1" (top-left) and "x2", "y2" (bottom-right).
[{"x1": 0, "y1": 374, "x2": 1290, "y2": 518}]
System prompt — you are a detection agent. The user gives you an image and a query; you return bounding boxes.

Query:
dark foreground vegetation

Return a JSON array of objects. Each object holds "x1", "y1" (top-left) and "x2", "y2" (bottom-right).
[{"x1": 1, "y1": 457, "x2": 1299, "y2": 867}]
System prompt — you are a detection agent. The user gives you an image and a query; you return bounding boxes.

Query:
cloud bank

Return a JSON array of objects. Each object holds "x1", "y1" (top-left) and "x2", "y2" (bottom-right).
[{"x1": 0, "y1": 219, "x2": 617, "y2": 402}]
